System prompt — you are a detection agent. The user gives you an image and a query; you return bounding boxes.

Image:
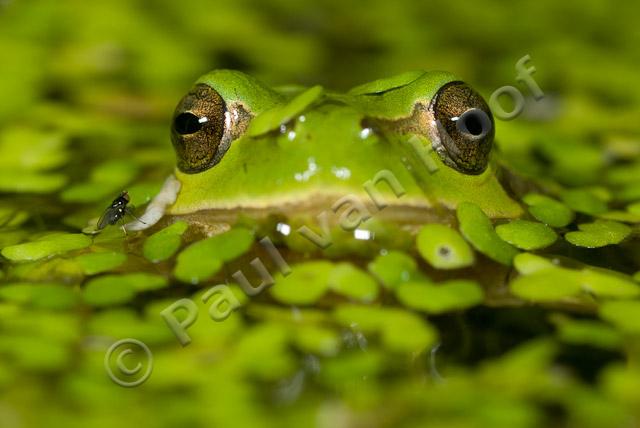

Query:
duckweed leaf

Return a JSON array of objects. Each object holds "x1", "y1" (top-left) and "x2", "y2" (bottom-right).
[
  {"x1": 333, "y1": 305, "x2": 437, "y2": 353},
  {"x1": 294, "y1": 325, "x2": 341, "y2": 356},
  {"x1": 561, "y1": 189, "x2": 608, "y2": 215},
  {"x1": 83, "y1": 278, "x2": 136, "y2": 307},
  {"x1": 327, "y1": 263, "x2": 379, "y2": 302},
  {"x1": 270, "y1": 261, "x2": 332, "y2": 305},
  {"x1": 2, "y1": 233, "x2": 92, "y2": 262},
  {"x1": 174, "y1": 227, "x2": 254, "y2": 284},
  {"x1": 627, "y1": 201, "x2": 640, "y2": 215},
  {"x1": 380, "y1": 310, "x2": 437, "y2": 353},
  {"x1": 367, "y1": 250, "x2": 417, "y2": 289},
  {"x1": 0, "y1": 337, "x2": 71, "y2": 372},
  {"x1": 0, "y1": 171, "x2": 67, "y2": 193},
  {"x1": 395, "y1": 280, "x2": 483, "y2": 314},
  {"x1": 416, "y1": 224, "x2": 475, "y2": 269},
  {"x1": 333, "y1": 304, "x2": 388, "y2": 333},
  {"x1": 523, "y1": 193, "x2": 574, "y2": 228},
  {"x1": 456, "y1": 202, "x2": 519, "y2": 265},
  {"x1": 143, "y1": 221, "x2": 188, "y2": 262},
  {"x1": 580, "y1": 269, "x2": 640, "y2": 298},
  {"x1": 552, "y1": 316, "x2": 622, "y2": 349},
  {"x1": 83, "y1": 273, "x2": 167, "y2": 307},
  {"x1": 0, "y1": 127, "x2": 68, "y2": 171},
  {"x1": 60, "y1": 160, "x2": 139, "y2": 203},
  {"x1": 510, "y1": 269, "x2": 582, "y2": 301},
  {"x1": 236, "y1": 323, "x2": 295, "y2": 380},
  {"x1": 599, "y1": 210, "x2": 640, "y2": 223},
  {"x1": 599, "y1": 301, "x2": 640, "y2": 334},
  {"x1": 0, "y1": 283, "x2": 78, "y2": 310},
  {"x1": 495, "y1": 220, "x2": 557, "y2": 250},
  {"x1": 565, "y1": 220, "x2": 631, "y2": 248},
  {"x1": 0, "y1": 208, "x2": 29, "y2": 228},
  {"x1": 75, "y1": 251, "x2": 127, "y2": 275},
  {"x1": 247, "y1": 85, "x2": 324, "y2": 136},
  {"x1": 513, "y1": 253, "x2": 558, "y2": 275}
]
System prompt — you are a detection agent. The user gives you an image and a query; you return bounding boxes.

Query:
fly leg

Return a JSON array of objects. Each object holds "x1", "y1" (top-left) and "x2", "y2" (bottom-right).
[{"x1": 125, "y1": 205, "x2": 148, "y2": 226}]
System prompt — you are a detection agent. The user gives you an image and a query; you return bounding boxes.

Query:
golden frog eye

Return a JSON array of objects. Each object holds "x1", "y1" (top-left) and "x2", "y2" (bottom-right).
[
  {"x1": 171, "y1": 84, "x2": 226, "y2": 174},
  {"x1": 430, "y1": 82, "x2": 494, "y2": 175}
]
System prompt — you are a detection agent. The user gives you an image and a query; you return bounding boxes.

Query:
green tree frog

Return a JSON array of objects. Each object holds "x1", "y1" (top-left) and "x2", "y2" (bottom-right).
[{"x1": 129, "y1": 70, "x2": 522, "y2": 236}]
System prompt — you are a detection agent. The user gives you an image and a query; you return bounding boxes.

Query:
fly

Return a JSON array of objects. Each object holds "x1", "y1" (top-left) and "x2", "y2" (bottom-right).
[{"x1": 96, "y1": 191, "x2": 146, "y2": 234}]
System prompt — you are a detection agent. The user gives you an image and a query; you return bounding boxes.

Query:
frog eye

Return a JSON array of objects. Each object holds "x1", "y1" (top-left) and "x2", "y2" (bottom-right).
[
  {"x1": 171, "y1": 84, "x2": 227, "y2": 173},
  {"x1": 430, "y1": 82, "x2": 494, "y2": 175}
]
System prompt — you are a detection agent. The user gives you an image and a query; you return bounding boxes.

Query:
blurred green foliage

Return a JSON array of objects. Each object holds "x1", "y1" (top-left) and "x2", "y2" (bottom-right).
[{"x1": 1, "y1": 0, "x2": 640, "y2": 427}]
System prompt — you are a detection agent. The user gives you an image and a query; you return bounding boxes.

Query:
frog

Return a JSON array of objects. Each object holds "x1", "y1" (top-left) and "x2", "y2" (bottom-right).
[{"x1": 128, "y1": 69, "x2": 523, "y2": 241}]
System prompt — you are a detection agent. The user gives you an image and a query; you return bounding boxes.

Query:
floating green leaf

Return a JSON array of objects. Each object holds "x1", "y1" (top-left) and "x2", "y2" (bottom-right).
[
  {"x1": 510, "y1": 269, "x2": 582, "y2": 301},
  {"x1": 143, "y1": 221, "x2": 188, "y2": 262},
  {"x1": 416, "y1": 223, "x2": 475, "y2": 269},
  {"x1": 328, "y1": 263, "x2": 379, "y2": 302},
  {"x1": 561, "y1": 188, "x2": 608, "y2": 215},
  {"x1": 60, "y1": 160, "x2": 139, "y2": 203},
  {"x1": 75, "y1": 251, "x2": 127, "y2": 275},
  {"x1": 565, "y1": 220, "x2": 631, "y2": 248},
  {"x1": 552, "y1": 316, "x2": 622, "y2": 349},
  {"x1": 395, "y1": 280, "x2": 483, "y2": 314},
  {"x1": 83, "y1": 273, "x2": 167, "y2": 306},
  {"x1": 513, "y1": 253, "x2": 558, "y2": 275},
  {"x1": 83, "y1": 278, "x2": 136, "y2": 307},
  {"x1": 523, "y1": 193, "x2": 574, "y2": 228},
  {"x1": 380, "y1": 310, "x2": 437, "y2": 353},
  {"x1": 0, "y1": 282, "x2": 78, "y2": 310},
  {"x1": 173, "y1": 227, "x2": 254, "y2": 284},
  {"x1": 456, "y1": 202, "x2": 519, "y2": 265},
  {"x1": 294, "y1": 325, "x2": 341, "y2": 356},
  {"x1": 0, "y1": 171, "x2": 67, "y2": 193},
  {"x1": 270, "y1": 261, "x2": 333, "y2": 305},
  {"x1": 2, "y1": 233, "x2": 92, "y2": 262},
  {"x1": 367, "y1": 250, "x2": 417, "y2": 289},
  {"x1": 495, "y1": 220, "x2": 557, "y2": 250},
  {"x1": 0, "y1": 127, "x2": 68, "y2": 171},
  {"x1": 580, "y1": 269, "x2": 640, "y2": 298},
  {"x1": 599, "y1": 300, "x2": 640, "y2": 334}
]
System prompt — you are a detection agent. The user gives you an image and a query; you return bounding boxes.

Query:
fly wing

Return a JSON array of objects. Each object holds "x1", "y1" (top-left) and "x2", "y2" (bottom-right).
[{"x1": 97, "y1": 208, "x2": 117, "y2": 230}]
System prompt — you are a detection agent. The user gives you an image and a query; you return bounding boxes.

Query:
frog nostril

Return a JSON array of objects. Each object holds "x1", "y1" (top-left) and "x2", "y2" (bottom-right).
[
  {"x1": 174, "y1": 112, "x2": 204, "y2": 135},
  {"x1": 456, "y1": 108, "x2": 491, "y2": 139}
]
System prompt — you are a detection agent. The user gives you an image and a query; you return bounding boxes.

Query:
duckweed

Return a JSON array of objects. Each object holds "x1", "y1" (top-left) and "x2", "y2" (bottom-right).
[
  {"x1": 143, "y1": 221, "x2": 188, "y2": 262},
  {"x1": 328, "y1": 263, "x2": 379, "y2": 302},
  {"x1": 270, "y1": 261, "x2": 333, "y2": 305},
  {"x1": 416, "y1": 224, "x2": 475, "y2": 269},
  {"x1": 1, "y1": 233, "x2": 92, "y2": 261},
  {"x1": 75, "y1": 251, "x2": 127, "y2": 275},
  {"x1": 523, "y1": 193, "x2": 575, "y2": 228},
  {"x1": 457, "y1": 202, "x2": 519, "y2": 265},
  {"x1": 561, "y1": 189, "x2": 609, "y2": 215},
  {"x1": 83, "y1": 273, "x2": 167, "y2": 306},
  {"x1": 565, "y1": 220, "x2": 631, "y2": 248},
  {"x1": 367, "y1": 250, "x2": 418, "y2": 289},
  {"x1": 1, "y1": 1, "x2": 640, "y2": 425},
  {"x1": 173, "y1": 227, "x2": 254, "y2": 284},
  {"x1": 599, "y1": 301, "x2": 640, "y2": 334},
  {"x1": 395, "y1": 280, "x2": 484, "y2": 314},
  {"x1": 495, "y1": 219, "x2": 558, "y2": 250}
]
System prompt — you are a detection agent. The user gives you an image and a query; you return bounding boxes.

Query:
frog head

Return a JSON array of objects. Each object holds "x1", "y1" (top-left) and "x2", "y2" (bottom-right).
[{"x1": 131, "y1": 70, "x2": 522, "y2": 232}]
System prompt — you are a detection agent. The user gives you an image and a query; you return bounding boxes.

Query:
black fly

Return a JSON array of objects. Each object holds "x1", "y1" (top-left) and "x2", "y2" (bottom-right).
[{"x1": 97, "y1": 191, "x2": 145, "y2": 234}]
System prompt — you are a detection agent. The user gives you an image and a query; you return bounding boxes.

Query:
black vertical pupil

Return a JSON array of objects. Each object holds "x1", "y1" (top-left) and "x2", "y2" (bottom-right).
[{"x1": 174, "y1": 112, "x2": 203, "y2": 135}]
